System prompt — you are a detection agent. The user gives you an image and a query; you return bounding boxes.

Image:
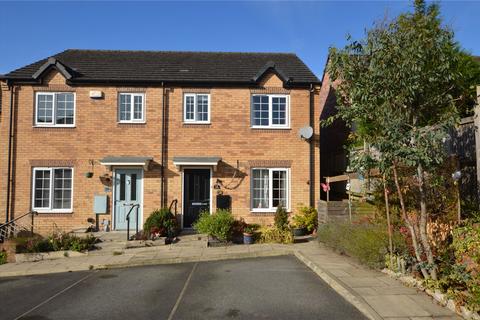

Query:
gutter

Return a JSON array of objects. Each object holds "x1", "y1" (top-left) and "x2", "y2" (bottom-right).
[
  {"x1": 5, "y1": 83, "x2": 15, "y2": 223},
  {"x1": 0, "y1": 75, "x2": 321, "y2": 89}
]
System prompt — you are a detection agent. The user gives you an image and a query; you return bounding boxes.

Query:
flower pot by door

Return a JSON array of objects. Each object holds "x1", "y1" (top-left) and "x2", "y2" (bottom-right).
[
  {"x1": 292, "y1": 228, "x2": 306, "y2": 237},
  {"x1": 243, "y1": 233, "x2": 254, "y2": 244}
]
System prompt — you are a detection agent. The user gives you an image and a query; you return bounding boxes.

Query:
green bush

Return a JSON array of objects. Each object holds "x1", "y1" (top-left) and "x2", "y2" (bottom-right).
[
  {"x1": 0, "y1": 251, "x2": 7, "y2": 265},
  {"x1": 193, "y1": 209, "x2": 235, "y2": 241},
  {"x1": 274, "y1": 205, "x2": 289, "y2": 230},
  {"x1": 243, "y1": 224, "x2": 260, "y2": 234},
  {"x1": 301, "y1": 207, "x2": 318, "y2": 233},
  {"x1": 317, "y1": 222, "x2": 407, "y2": 269},
  {"x1": 440, "y1": 222, "x2": 480, "y2": 312},
  {"x1": 15, "y1": 233, "x2": 98, "y2": 253},
  {"x1": 291, "y1": 207, "x2": 318, "y2": 233},
  {"x1": 259, "y1": 226, "x2": 294, "y2": 244},
  {"x1": 143, "y1": 208, "x2": 178, "y2": 237}
]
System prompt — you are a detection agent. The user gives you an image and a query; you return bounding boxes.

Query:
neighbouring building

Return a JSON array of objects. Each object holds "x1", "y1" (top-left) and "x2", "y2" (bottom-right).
[{"x1": 0, "y1": 50, "x2": 322, "y2": 233}]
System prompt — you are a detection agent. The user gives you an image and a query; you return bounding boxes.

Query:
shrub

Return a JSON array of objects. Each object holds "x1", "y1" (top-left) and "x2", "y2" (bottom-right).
[
  {"x1": 300, "y1": 207, "x2": 318, "y2": 233},
  {"x1": 317, "y1": 222, "x2": 407, "y2": 269},
  {"x1": 441, "y1": 222, "x2": 480, "y2": 311},
  {"x1": 143, "y1": 208, "x2": 178, "y2": 238},
  {"x1": 290, "y1": 214, "x2": 306, "y2": 229},
  {"x1": 193, "y1": 209, "x2": 235, "y2": 241},
  {"x1": 259, "y1": 226, "x2": 294, "y2": 244},
  {"x1": 243, "y1": 224, "x2": 260, "y2": 235},
  {"x1": 274, "y1": 205, "x2": 289, "y2": 230},
  {"x1": 15, "y1": 233, "x2": 98, "y2": 253},
  {"x1": 291, "y1": 207, "x2": 318, "y2": 233},
  {"x1": 0, "y1": 251, "x2": 7, "y2": 265}
]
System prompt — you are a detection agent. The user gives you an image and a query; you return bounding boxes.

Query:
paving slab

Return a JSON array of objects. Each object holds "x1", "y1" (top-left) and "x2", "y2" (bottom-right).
[
  {"x1": 363, "y1": 295, "x2": 431, "y2": 317},
  {"x1": 294, "y1": 243, "x2": 460, "y2": 320}
]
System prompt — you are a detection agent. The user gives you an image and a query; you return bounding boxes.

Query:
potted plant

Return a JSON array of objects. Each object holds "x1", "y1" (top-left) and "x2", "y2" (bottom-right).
[
  {"x1": 164, "y1": 219, "x2": 178, "y2": 245},
  {"x1": 193, "y1": 209, "x2": 235, "y2": 246},
  {"x1": 243, "y1": 224, "x2": 259, "y2": 244},
  {"x1": 84, "y1": 172, "x2": 94, "y2": 178},
  {"x1": 290, "y1": 214, "x2": 306, "y2": 236}
]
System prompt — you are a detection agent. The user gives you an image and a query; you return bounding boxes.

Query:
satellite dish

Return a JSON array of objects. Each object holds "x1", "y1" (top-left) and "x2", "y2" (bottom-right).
[{"x1": 298, "y1": 126, "x2": 313, "y2": 140}]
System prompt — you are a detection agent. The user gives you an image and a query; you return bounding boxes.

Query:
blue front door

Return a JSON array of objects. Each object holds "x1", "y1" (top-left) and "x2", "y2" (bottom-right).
[{"x1": 114, "y1": 169, "x2": 142, "y2": 230}]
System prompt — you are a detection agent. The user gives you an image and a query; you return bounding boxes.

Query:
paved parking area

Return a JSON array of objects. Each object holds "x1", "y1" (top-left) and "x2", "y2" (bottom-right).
[{"x1": 0, "y1": 255, "x2": 366, "y2": 320}]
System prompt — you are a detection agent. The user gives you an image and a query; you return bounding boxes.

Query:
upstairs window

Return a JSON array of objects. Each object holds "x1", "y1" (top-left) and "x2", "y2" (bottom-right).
[
  {"x1": 118, "y1": 93, "x2": 145, "y2": 123},
  {"x1": 184, "y1": 93, "x2": 210, "y2": 123},
  {"x1": 251, "y1": 94, "x2": 289, "y2": 128},
  {"x1": 32, "y1": 167, "x2": 73, "y2": 212},
  {"x1": 35, "y1": 92, "x2": 75, "y2": 126},
  {"x1": 251, "y1": 168, "x2": 289, "y2": 211}
]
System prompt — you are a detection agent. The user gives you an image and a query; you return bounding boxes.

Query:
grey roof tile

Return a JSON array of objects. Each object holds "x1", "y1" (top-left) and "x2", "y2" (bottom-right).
[{"x1": 2, "y1": 49, "x2": 320, "y2": 85}]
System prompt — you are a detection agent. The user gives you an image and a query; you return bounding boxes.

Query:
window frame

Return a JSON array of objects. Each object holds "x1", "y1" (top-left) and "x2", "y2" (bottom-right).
[
  {"x1": 250, "y1": 167, "x2": 290, "y2": 212},
  {"x1": 251, "y1": 94, "x2": 290, "y2": 129},
  {"x1": 31, "y1": 167, "x2": 74, "y2": 213},
  {"x1": 183, "y1": 93, "x2": 211, "y2": 124},
  {"x1": 34, "y1": 92, "x2": 76, "y2": 127},
  {"x1": 118, "y1": 93, "x2": 146, "y2": 123}
]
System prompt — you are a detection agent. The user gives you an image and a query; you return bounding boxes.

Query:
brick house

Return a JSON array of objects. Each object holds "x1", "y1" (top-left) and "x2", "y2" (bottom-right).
[{"x1": 0, "y1": 50, "x2": 322, "y2": 233}]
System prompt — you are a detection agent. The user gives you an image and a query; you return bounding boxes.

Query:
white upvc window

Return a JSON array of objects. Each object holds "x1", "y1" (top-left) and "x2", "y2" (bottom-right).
[
  {"x1": 183, "y1": 93, "x2": 210, "y2": 123},
  {"x1": 32, "y1": 167, "x2": 73, "y2": 213},
  {"x1": 251, "y1": 94, "x2": 290, "y2": 129},
  {"x1": 118, "y1": 93, "x2": 145, "y2": 123},
  {"x1": 35, "y1": 92, "x2": 75, "y2": 127},
  {"x1": 251, "y1": 168, "x2": 289, "y2": 212}
]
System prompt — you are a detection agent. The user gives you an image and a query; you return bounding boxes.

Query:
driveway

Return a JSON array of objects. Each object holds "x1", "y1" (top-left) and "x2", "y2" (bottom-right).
[{"x1": 0, "y1": 255, "x2": 366, "y2": 320}]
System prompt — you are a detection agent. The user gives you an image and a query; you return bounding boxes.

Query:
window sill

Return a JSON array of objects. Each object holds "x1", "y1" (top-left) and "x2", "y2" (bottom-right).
[
  {"x1": 251, "y1": 209, "x2": 291, "y2": 214},
  {"x1": 34, "y1": 210, "x2": 73, "y2": 214},
  {"x1": 33, "y1": 125, "x2": 76, "y2": 129},
  {"x1": 183, "y1": 121, "x2": 211, "y2": 125},
  {"x1": 117, "y1": 121, "x2": 146, "y2": 125},
  {"x1": 250, "y1": 126, "x2": 291, "y2": 130}
]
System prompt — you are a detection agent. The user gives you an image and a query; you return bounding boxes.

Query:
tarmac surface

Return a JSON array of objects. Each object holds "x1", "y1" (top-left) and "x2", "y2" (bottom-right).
[{"x1": 0, "y1": 255, "x2": 366, "y2": 320}]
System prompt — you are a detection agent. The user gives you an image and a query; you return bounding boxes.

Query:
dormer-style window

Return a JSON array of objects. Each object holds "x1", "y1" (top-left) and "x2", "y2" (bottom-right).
[
  {"x1": 251, "y1": 94, "x2": 290, "y2": 129},
  {"x1": 35, "y1": 92, "x2": 75, "y2": 127},
  {"x1": 118, "y1": 93, "x2": 145, "y2": 123},
  {"x1": 184, "y1": 93, "x2": 210, "y2": 124}
]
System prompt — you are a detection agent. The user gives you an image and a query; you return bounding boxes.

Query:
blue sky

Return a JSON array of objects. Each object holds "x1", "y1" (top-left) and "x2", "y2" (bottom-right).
[{"x1": 1, "y1": 1, "x2": 478, "y2": 78}]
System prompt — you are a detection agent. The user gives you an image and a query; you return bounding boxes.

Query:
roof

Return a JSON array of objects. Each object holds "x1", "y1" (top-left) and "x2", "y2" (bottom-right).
[{"x1": 1, "y1": 49, "x2": 320, "y2": 86}]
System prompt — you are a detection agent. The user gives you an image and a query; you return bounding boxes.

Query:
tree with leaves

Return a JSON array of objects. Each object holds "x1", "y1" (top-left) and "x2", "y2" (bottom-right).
[{"x1": 325, "y1": 0, "x2": 476, "y2": 280}]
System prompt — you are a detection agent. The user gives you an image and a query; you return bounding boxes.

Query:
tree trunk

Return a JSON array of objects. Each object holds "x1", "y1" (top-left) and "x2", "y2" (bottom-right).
[
  {"x1": 392, "y1": 163, "x2": 430, "y2": 279},
  {"x1": 416, "y1": 163, "x2": 437, "y2": 280},
  {"x1": 383, "y1": 174, "x2": 394, "y2": 270}
]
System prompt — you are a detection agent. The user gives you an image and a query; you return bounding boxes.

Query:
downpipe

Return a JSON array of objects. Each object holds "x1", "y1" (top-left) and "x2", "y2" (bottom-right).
[{"x1": 5, "y1": 83, "x2": 15, "y2": 223}]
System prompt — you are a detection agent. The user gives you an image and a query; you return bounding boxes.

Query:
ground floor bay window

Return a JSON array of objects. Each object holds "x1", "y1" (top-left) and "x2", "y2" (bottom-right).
[
  {"x1": 251, "y1": 168, "x2": 289, "y2": 212},
  {"x1": 32, "y1": 168, "x2": 73, "y2": 213}
]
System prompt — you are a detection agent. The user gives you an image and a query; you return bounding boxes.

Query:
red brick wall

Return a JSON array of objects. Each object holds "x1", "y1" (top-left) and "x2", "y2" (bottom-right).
[{"x1": 0, "y1": 70, "x2": 321, "y2": 233}]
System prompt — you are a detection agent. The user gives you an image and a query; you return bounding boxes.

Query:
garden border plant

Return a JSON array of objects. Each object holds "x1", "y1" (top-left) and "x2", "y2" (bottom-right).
[{"x1": 193, "y1": 209, "x2": 235, "y2": 243}]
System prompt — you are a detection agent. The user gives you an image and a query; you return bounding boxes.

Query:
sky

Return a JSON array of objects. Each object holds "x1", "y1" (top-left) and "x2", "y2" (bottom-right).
[{"x1": 0, "y1": 1, "x2": 479, "y2": 78}]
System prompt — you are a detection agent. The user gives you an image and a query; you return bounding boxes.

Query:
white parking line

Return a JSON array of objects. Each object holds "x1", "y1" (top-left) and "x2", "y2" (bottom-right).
[
  {"x1": 167, "y1": 262, "x2": 198, "y2": 320},
  {"x1": 13, "y1": 271, "x2": 97, "y2": 320}
]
